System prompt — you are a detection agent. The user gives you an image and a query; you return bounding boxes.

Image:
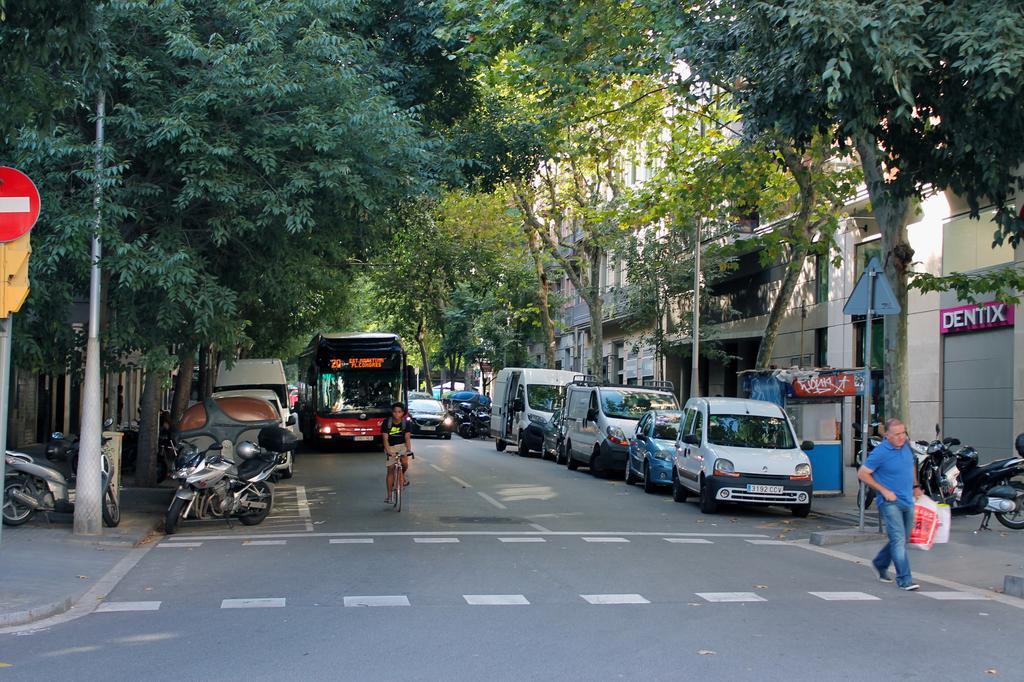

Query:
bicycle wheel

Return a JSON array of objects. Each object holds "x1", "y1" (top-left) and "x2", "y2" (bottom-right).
[{"x1": 394, "y1": 466, "x2": 402, "y2": 512}]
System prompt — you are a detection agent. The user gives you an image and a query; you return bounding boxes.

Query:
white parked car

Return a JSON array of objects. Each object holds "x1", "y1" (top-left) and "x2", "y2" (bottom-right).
[{"x1": 671, "y1": 397, "x2": 814, "y2": 517}]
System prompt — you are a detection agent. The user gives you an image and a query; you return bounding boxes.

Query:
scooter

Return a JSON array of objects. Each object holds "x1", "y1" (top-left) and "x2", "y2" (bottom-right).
[
  {"x1": 456, "y1": 402, "x2": 490, "y2": 439},
  {"x1": 919, "y1": 434, "x2": 1024, "y2": 531},
  {"x1": 3, "y1": 446, "x2": 120, "y2": 527}
]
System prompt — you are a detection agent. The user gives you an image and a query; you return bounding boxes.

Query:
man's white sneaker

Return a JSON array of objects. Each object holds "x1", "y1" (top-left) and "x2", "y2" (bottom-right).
[{"x1": 900, "y1": 583, "x2": 920, "y2": 592}]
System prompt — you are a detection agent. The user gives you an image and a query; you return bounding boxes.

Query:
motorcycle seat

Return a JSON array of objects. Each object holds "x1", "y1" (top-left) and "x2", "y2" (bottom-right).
[
  {"x1": 979, "y1": 457, "x2": 1022, "y2": 472},
  {"x1": 238, "y1": 456, "x2": 274, "y2": 481}
]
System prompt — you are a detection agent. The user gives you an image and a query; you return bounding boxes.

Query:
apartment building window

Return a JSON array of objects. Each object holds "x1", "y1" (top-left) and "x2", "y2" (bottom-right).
[
  {"x1": 814, "y1": 254, "x2": 829, "y2": 304},
  {"x1": 814, "y1": 327, "x2": 828, "y2": 367},
  {"x1": 855, "y1": 239, "x2": 882, "y2": 278}
]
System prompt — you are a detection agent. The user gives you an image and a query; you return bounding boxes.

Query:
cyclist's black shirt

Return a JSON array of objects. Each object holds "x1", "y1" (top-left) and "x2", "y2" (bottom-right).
[{"x1": 382, "y1": 416, "x2": 412, "y2": 447}]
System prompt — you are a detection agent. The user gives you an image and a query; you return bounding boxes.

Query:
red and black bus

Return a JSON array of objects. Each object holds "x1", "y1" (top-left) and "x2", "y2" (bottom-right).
[{"x1": 298, "y1": 333, "x2": 408, "y2": 445}]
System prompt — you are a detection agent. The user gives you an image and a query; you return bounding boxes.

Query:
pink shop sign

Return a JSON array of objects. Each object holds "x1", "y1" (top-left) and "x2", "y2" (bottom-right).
[{"x1": 940, "y1": 301, "x2": 1015, "y2": 334}]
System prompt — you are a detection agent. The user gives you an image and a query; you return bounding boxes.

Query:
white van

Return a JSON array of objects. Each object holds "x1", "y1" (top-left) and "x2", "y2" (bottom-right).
[
  {"x1": 491, "y1": 368, "x2": 578, "y2": 456},
  {"x1": 563, "y1": 378, "x2": 678, "y2": 475},
  {"x1": 215, "y1": 359, "x2": 297, "y2": 478},
  {"x1": 671, "y1": 397, "x2": 814, "y2": 516}
]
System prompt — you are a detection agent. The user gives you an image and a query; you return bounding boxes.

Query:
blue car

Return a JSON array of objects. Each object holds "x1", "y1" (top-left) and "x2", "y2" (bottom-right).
[{"x1": 624, "y1": 410, "x2": 683, "y2": 493}]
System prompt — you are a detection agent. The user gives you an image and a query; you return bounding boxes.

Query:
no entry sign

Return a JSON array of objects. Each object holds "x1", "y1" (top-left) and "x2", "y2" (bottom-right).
[{"x1": 0, "y1": 167, "x2": 41, "y2": 242}]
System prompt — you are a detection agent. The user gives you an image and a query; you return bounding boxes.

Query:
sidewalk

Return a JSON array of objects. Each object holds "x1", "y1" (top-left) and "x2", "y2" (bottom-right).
[
  {"x1": 809, "y1": 494, "x2": 1024, "y2": 595},
  {"x1": 0, "y1": 487, "x2": 172, "y2": 629}
]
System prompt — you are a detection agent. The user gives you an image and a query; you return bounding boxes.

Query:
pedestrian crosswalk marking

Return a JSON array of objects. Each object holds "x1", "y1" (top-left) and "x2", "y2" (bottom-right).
[
  {"x1": 498, "y1": 537, "x2": 546, "y2": 543},
  {"x1": 221, "y1": 598, "x2": 285, "y2": 609},
  {"x1": 243, "y1": 540, "x2": 286, "y2": 546},
  {"x1": 664, "y1": 538, "x2": 713, "y2": 544},
  {"x1": 344, "y1": 596, "x2": 410, "y2": 607},
  {"x1": 582, "y1": 537, "x2": 629, "y2": 543},
  {"x1": 330, "y1": 538, "x2": 374, "y2": 544},
  {"x1": 696, "y1": 592, "x2": 766, "y2": 603},
  {"x1": 463, "y1": 595, "x2": 530, "y2": 605},
  {"x1": 158, "y1": 542, "x2": 202, "y2": 548},
  {"x1": 809, "y1": 592, "x2": 880, "y2": 601},
  {"x1": 745, "y1": 540, "x2": 792, "y2": 546},
  {"x1": 414, "y1": 537, "x2": 460, "y2": 543},
  {"x1": 580, "y1": 594, "x2": 650, "y2": 605},
  {"x1": 96, "y1": 601, "x2": 162, "y2": 612},
  {"x1": 920, "y1": 591, "x2": 988, "y2": 601}
]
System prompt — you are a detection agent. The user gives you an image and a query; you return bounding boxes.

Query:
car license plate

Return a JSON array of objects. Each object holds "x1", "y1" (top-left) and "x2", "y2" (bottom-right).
[
  {"x1": 421, "y1": 425, "x2": 436, "y2": 431},
  {"x1": 354, "y1": 436, "x2": 374, "y2": 441},
  {"x1": 747, "y1": 484, "x2": 783, "y2": 494}
]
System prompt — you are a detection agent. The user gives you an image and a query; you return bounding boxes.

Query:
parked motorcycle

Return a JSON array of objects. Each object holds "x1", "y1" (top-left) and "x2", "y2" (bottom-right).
[
  {"x1": 164, "y1": 425, "x2": 296, "y2": 535},
  {"x1": 3, "y1": 446, "x2": 120, "y2": 527},
  {"x1": 455, "y1": 402, "x2": 490, "y2": 439},
  {"x1": 919, "y1": 434, "x2": 1024, "y2": 531}
]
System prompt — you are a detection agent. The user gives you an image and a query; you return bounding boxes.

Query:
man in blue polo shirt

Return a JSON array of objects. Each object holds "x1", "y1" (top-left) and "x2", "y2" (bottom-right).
[{"x1": 858, "y1": 417, "x2": 922, "y2": 591}]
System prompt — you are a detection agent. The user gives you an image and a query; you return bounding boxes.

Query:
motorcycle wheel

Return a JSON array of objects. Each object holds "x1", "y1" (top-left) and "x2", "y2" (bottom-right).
[
  {"x1": 164, "y1": 497, "x2": 187, "y2": 535},
  {"x1": 994, "y1": 481, "x2": 1024, "y2": 530},
  {"x1": 239, "y1": 482, "x2": 273, "y2": 526},
  {"x1": 2, "y1": 475, "x2": 37, "y2": 526},
  {"x1": 102, "y1": 485, "x2": 121, "y2": 527}
]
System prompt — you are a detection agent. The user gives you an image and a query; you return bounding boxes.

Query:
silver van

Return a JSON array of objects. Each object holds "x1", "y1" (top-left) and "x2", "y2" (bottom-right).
[{"x1": 562, "y1": 376, "x2": 678, "y2": 476}]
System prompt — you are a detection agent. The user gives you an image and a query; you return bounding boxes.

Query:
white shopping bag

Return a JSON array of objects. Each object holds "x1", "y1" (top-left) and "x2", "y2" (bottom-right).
[
  {"x1": 910, "y1": 496, "x2": 939, "y2": 551},
  {"x1": 934, "y1": 503, "x2": 951, "y2": 544}
]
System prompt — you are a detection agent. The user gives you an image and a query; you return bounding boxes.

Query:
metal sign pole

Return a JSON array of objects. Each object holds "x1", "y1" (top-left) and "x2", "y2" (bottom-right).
[
  {"x1": 858, "y1": 270, "x2": 876, "y2": 532},
  {"x1": 0, "y1": 317, "x2": 12, "y2": 545}
]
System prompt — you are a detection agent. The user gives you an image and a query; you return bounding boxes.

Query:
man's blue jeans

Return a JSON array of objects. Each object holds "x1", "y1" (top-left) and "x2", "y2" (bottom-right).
[{"x1": 873, "y1": 500, "x2": 915, "y2": 587}]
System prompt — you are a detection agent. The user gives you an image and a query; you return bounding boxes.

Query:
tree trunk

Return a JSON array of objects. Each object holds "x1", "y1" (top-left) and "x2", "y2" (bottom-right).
[
  {"x1": 196, "y1": 347, "x2": 207, "y2": 403},
  {"x1": 586, "y1": 248, "x2": 604, "y2": 377},
  {"x1": 855, "y1": 135, "x2": 915, "y2": 428},
  {"x1": 171, "y1": 347, "x2": 195, "y2": 425},
  {"x1": 755, "y1": 244, "x2": 809, "y2": 367},
  {"x1": 416, "y1": 313, "x2": 433, "y2": 392},
  {"x1": 135, "y1": 368, "x2": 161, "y2": 487},
  {"x1": 527, "y1": 229, "x2": 557, "y2": 368}
]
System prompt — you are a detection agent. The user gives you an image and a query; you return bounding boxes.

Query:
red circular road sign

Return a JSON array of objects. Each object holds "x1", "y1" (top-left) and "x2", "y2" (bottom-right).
[{"x1": 0, "y1": 166, "x2": 41, "y2": 242}]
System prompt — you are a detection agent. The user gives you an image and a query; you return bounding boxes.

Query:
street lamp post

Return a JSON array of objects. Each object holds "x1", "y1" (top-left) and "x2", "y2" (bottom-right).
[
  {"x1": 689, "y1": 219, "x2": 701, "y2": 398},
  {"x1": 74, "y1": 91, "x2": 105, "y2": 536}
]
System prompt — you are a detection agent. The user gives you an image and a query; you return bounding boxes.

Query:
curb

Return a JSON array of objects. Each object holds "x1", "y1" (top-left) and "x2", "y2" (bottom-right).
[
  {"x1": 0, "y1": 597, "x2": 72, "y2": 629},
  {"x1": 810, "y1": 528, "x2": 881, "y2": 546}
]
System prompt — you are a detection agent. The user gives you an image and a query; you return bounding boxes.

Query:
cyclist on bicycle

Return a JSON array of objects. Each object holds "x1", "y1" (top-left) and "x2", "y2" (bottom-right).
[{"x1": 383, "y1": 401, "x2": 413, "y2": 501}]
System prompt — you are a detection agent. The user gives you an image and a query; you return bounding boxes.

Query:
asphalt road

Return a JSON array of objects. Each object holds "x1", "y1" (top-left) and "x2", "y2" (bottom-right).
[{"x1": 2, "y1": 436, "x2": 1021, "y2": 680}]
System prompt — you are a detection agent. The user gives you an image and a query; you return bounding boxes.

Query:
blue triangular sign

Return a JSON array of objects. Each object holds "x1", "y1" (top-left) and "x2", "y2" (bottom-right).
[{"x1": 843, "y1": 257, "x2": 901, "y2": 316}]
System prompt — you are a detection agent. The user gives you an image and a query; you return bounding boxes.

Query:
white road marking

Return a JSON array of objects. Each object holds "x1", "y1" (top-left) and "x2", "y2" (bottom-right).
[
  {"x1": 429, "y1": 464, "x2": 446, "y2": 473},
  {"x1": 221, "y1": 598, "x2": 285, "y2": 609},
  {"x1": 664, "y1": 538, "x2": 713, "y2": 544},
  {"x1": 499, "y1": 537, "x2": 546, "y2": 543},
  {"x1": 920, "y1": 591, "x2": 989, "y2": 601},
  {"x1": 414, "y1": 537, "x2": 460, "y2": 543},
  {"x1": 294, "y1": 485, "x2": 314, "y2": 532},
  {"x1": 696, "y1": 592, "x2": 766, "y2": 603},
  {"x1": 330, "y1": 538, "x2": 374, "y2": 544},
  {"x1": 793, "y1": 540, "x2": 1024, "y2": 610},
  {"x1": 809, "y1": 592, "x2": 880, "y2": 601},
  {"x1": 0, "y1": 197, "x2": 30, "y2": 213},
  {"x1": 450, "y1": 476, "x2": 473, "y2": 488},
  {"x1": 157, "y1": 542, "x2": 202, "y2": 548},
  {"x1": 141, "y1": 530, "x2": 771, "y2": 541},
  {"x1": 529, "y1": 523, "x2": 553, "y2": 533},
  {"x1": 243, "y1": 540, "x2": 286, "y2": 546},
  {"x1": 463, "y1": 595, "x2": 530, "y2": 606},
  {"x1": 581, "y1": 594, "x2": 650, "y2": 605},
  {"x1": 477, "y1": 492, "x2": 507, "y2": 509},
  {"x1": 582, "y1": 537, "x2": 629, "y2": 543},
  {"x1": 746, "y1": 540, "x2": 793, "y2": 546},
  {"x1": 95, "y1": 601, "x2": 161, "y2": 613},
  {"x1": 344, "y1": 596, "x2": 410, "y2": 607}
]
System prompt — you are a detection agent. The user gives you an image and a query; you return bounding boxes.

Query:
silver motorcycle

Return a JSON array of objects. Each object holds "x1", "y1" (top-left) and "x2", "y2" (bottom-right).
[
  {"x1": 3, "y1": 447, "x2": 120, "y2": 527},
  {"x1": 164, "y1": 426, "x2": 296, "y2": 535}
]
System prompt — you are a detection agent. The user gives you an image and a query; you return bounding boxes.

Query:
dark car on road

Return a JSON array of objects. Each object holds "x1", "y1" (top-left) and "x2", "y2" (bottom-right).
[
  {"x1": 408, "y1": 398, "x2": 455, "y2": 439},
  {"x1": 625, "y1": 409, "x2": 683, "y2": 493},
  {"x1": 541, "y1": 408, "x2": 566, "y2": 462}
]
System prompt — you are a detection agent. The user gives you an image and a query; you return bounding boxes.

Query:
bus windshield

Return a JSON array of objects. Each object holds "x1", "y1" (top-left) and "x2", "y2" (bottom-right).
[{"x1": 317, "y1": 369, "x2": 402, "y2": 416}]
